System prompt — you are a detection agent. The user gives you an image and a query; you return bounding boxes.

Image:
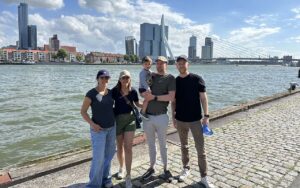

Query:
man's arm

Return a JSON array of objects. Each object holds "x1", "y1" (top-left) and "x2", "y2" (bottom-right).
[
  {"x1": 144, "y1": 91, "x2": 175, "y2": 102},
  {"x1": 200, "y1": 92, "x2": 209, "y2": 115},
  {"x1": 157, "y1": 91, "x2": 175, "y2": 102},
  {"x1": 200, "y1": 92, "x2": 209, "y2": 124},
  {"x1": 171, "y1": 100, "x2": 177, "y2": 128}
]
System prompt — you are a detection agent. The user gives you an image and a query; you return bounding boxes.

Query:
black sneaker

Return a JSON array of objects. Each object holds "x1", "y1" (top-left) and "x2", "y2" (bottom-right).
[
  {"x1": 140, "y1": 111, "x2": 149, "y2": 121},
  {"x1": 159, "y1": 170, "x2": 173, "y2": 182},
  {"x1": 141, "y1": 168, "x2": 155, "y2": 180}
]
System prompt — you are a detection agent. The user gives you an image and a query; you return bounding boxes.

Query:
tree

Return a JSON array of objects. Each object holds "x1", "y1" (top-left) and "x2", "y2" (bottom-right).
[
  {"x1": 129, "y1": 55, "x2": 138, "y2": 63},
  {"x1": 76, "y1": 54, "x2": 83, "y2": 62},
  {"x1": 124, "y1": 55, "x2": 130, "y2": 62},
  {"x1": 51, "y1": 54, "x2": 57, "y2": 62},
  {"x1": 129, "y1": 55, "x2": 134, "y2": 63},
  {"x1": 133, "y1": 55, "x2": 139, "y2": 63},
  {"x1": 56, "y1": 49, "x2": 67, "y2": 62}
]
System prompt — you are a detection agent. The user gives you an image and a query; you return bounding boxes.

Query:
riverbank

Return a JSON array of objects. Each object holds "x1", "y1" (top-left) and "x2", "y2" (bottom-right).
[
  {"x1": 1, "y1": 89, "x2": 299, "y2": 187},
  {"x1": 1, "y1": 62, "x2": 296, "y2": 66},
  {"x1": 0, "y1": 62, "x2": 140, "y2": 65}
]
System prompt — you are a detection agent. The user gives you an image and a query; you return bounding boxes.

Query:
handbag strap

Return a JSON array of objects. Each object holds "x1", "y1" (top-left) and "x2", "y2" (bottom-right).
[{"x1": 121, "y1": 90, "x2": 135, "y2": 110}]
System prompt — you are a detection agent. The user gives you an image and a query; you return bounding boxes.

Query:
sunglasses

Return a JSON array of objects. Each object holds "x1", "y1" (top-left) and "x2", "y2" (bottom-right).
[
  {"x1": 121, "y1": 76, "x2": 130, "y2": 80},
  {"x1": 99, "y1": 76, "x2": 110, "y2": 80}
]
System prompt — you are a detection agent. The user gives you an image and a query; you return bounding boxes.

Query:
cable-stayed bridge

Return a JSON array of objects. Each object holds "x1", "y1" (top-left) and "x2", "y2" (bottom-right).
[{"x1": 181, "y1": 32, "x2": 299, "y2": 65}]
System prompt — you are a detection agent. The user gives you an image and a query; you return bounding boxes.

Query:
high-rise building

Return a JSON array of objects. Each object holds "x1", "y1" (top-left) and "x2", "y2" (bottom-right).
[
  {"x1": 125, "y1": 36, "x2": 138, "y2": 56},
  {"x1": 205, "y1": 37, "x2": 213, "y2": 58},
  {"x1": 190, "y1": 35, "x2": 197, "y2": 47},
  {"x1": 188, "y1": 35, "x2": 197, "y2": 59},
  {"x1": 28, "y1": 25, "x2": 37, "y2": 50},
  {"x1": 139, "y1": 15, "x2": 174, "y2": 61},
  {"x1": 201, "y1": 37, "x2": 213, "y2": 60},
  {"x1": 201, "y1": 46, "x2": 211, "y2": 59},
  {"x1": 139, "y1": 23, "x2": 168, "y2": 59},
  {"x1": 49, "y1": 34, "x2": 60, "y2": 51},
  {"x1": 18, "y1": 3, "x2": 28, "y2": 49}
]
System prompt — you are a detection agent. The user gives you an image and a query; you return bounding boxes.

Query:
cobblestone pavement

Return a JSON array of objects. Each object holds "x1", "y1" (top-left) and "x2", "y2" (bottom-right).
[
  {"x1": 10, "y1": 93, "x2": 300, "y2": 188},
  {"x1": 112, "y1": 93, "x2": 300, "y2": 188}
]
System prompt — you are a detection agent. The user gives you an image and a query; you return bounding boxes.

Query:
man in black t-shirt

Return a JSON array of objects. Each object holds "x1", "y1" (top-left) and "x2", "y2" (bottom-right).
[{"x1": 171, "y1": 55, "x2": 215, "y2": 188}]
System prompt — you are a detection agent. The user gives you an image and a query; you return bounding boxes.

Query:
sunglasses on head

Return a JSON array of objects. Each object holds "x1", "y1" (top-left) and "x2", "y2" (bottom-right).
[
  {"x1": 99, "y1": 76, "x2": 110, "y2": 80},
  {"x1": 121, "y1": 76, "x2": 130, "y2": 80}
]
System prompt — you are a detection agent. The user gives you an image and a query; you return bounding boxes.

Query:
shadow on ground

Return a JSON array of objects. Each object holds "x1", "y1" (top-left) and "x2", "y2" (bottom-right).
[
  {"x1": 112, "y1": 173, "x2": 206, "y2": 188},
  {"x1": 62, "y1": 183, "x2": 86, "y2": 188}
]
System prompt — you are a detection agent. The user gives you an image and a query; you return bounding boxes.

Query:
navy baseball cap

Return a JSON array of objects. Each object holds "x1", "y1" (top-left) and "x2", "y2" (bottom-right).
[
  {"x1": 176, "y1": 55, "x2": 188, "y2": 62},
  {"x1": 96, "y1": 69, "x2": 110, "y2": 79}
]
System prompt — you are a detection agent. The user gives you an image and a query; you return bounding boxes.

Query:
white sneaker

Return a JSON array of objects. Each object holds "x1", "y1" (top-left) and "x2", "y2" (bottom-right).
[
  {"x1": 201, "y1": 176, "x2": 215, "y2": 188},
  {"x1": 117, "y1": 168, "x2": 125, "y2": 179},
  {"x1": 178, "y1": 168, "x2": 190, "y2": 182},
  {"x1": 125, "y1": 175, "x2": 133, "y2": 188}
]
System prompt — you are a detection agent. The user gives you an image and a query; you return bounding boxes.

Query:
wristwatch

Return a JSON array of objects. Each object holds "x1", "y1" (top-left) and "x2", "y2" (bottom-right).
[
  {"x1": 204, "y1": 114, "x2": 210, "y2": 118},
  {"x1": 154, "y1": 96, "x2": 158, "y2": 101}
]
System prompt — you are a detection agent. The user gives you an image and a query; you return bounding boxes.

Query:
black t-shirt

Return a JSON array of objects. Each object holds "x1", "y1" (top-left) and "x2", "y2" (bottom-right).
[
  {"x1": 85, "y1": 88, "x2": 115, "y2": 128},
  {"x1": 175, "y1": 73, "x2": 206, "y2": 122},
  {"x1": 112, "y1": 87, "x2": 139, "y2": 116}
]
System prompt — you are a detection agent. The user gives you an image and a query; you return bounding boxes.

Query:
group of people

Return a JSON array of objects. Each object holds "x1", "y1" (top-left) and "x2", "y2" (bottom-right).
[{"x1": 80, "y1": 55, "x2": 215, "y2": 188}]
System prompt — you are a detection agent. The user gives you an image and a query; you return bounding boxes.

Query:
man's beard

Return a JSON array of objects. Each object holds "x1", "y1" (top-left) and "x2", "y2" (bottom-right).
[
  {"x1": 179, "y1": 68, "x2": 187, "y2": 74},
  {"x1": 157, "y1": 67, "x2": 164, "y2": 73}
]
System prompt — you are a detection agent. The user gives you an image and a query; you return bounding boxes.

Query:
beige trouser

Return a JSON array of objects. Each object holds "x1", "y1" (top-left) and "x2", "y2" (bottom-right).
[
  {"x1": 143, "y1": 114, "x2": 169, "y2": 168},
  {"x1": 176, "y1": 120, "x2": 208, "y2": 177}
]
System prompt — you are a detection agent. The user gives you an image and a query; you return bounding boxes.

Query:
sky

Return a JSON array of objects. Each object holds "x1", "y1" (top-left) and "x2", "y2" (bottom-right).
[{"x1": 1, "y1": 0, "x2": 300, "y2": 58}]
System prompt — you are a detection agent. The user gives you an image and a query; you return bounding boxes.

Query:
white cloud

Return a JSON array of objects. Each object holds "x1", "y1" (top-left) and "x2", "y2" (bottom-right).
[
  {"x1": 211, "y1": 27, "x2": 282, "y2": 58},
  {"x1": 0, "y1": 11, "x2": 18, "y2": 46},
  {"x1": 1, "y1": 0, "x2": 64, "y2": 9},
  {"x1": 228, "y1": 27, "x2": 280, "y2": 43},
  {"x1": 244, "y1": 14, "x2": 277, "y2": 26},
  {"x1": 78, "y1": 0, "x2": 134, "y2": 16},
  {"x1": 290, "y1": 36, "x2": 300, "y2": 43},
  {"x1": 291, "y1": 8, "x2": 300, "y2": 19},
  {"x1": 291, "y1": 8, "x2": 300, "y2": 14},
  {"x1": 76, "y1": 0, "x2": 210, "y2": 55}
]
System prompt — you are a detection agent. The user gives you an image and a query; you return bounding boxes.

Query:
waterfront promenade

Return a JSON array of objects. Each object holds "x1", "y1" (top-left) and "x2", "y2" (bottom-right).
[{"x1": 1, "y1": 91, "x2": 300, "y2": 188}]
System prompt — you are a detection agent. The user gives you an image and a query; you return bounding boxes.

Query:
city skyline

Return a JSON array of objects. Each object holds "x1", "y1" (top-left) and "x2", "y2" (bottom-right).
[{"x1": 1, "y1": 0, "x2": 300, "y2": 57}]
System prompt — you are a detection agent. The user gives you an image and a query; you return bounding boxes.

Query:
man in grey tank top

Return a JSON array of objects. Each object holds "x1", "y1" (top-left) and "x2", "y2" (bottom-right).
[{"x1": 141, "y1": 56, "x2": 176, "y2": 182}]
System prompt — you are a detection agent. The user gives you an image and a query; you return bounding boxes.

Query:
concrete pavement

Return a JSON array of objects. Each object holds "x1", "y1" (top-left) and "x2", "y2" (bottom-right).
[{"x1": 2, "y1": 91, "x2": 300, "y2": 188}]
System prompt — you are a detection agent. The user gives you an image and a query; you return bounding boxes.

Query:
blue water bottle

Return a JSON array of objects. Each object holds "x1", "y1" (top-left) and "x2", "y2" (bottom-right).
[{"x1": 202, "y1": 124, "x2": 213, "y2": 136}]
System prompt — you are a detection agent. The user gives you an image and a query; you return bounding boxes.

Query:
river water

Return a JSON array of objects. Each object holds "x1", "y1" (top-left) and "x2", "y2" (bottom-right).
[{"x1": 0, "y1": 64, "x2": 298, "y2": 168}]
